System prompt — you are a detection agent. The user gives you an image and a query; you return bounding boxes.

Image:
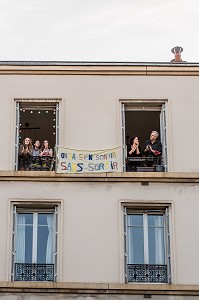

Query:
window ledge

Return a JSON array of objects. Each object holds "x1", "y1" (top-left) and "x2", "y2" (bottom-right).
[
  {"x1": 0, "y1": 282, "x2": 199, "y2": 296},
  {"x1": 0, "y1": 171, "x2": 199, "y2": 183}
]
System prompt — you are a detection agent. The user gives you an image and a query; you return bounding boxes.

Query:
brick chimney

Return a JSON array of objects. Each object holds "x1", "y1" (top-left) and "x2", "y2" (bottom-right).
[{"x1": 171, "y1": 46, "x2": 183, "y2": 63}]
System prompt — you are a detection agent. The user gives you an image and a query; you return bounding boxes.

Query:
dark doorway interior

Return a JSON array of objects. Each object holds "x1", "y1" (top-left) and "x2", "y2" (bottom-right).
[
  {"x1": 125, "y1": 111, "x2": 160, "y2": 149},
  {"x1": 19, "y1": 104, "x2": 56, "y2": 149}
]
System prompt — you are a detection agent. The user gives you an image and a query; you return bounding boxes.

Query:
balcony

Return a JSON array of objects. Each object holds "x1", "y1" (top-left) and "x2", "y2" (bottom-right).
[
  {"x1": 18, "y1": 156, "x2": 55, "y2": 171},
  {"x1": 127, "y1": 264, "x2": 167, "y2": 283},
  {"x1": 126, "y1": 157, "x2": 164, "y2": 172},
  {"x1": 14, "y1": 263, "x2": 54, "y2": 281}
]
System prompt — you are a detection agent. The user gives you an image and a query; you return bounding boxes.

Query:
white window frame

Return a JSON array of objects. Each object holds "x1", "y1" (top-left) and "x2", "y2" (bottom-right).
[
  {"x1": 15, "y1": 99, "x2": 60, "y2": 171},
  {"x1": 124, "y1": 206, "x2": 171, "y2": 283},
  {"x1": 11, "y1": 205, "x2": 58, "y2": 282},
  {"x1": 121, "y1": 100, "x2": 168, "y2": 172}
]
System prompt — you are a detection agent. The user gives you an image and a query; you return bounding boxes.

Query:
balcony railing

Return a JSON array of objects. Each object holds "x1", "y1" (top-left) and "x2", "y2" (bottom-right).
[
  {"x1": 126, "y1": 156, "x2": 164, "y2": 172},
  {"x1": 127, "y1": 264, "x2": 167, "y2": 283},
  {"x1": 18, "y1": 155, "x2": 55, "y2": 171},
  {"x1": 15, "y1": 263, "x2": 54, "y2": 281}
]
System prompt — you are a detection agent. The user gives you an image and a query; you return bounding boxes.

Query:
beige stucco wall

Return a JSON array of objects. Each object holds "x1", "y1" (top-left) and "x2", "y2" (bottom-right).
[
  {"x1": 0, "y1": 178, "x2": 198, "y2": 285},
  {"x1": 0, "y1": 74, "x2": 199, "y2": 172}
]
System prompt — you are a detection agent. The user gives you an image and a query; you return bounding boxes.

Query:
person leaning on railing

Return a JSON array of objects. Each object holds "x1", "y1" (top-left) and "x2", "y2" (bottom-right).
[
  {"x1": 30, "y1": 140, "x2": 42, "y2": 170},
  {"x1": 143, "y1": 131, "x2": 162, "y2": 166},
  {"x1": 18, "y1": 137, "x2": 33, "y2": 170},
  {"x1": 126, "y1": 136, "x2": 142, "y2": 171},
  {"x1": 39, "y1": 140, "x2": 53, "y2": 170}
]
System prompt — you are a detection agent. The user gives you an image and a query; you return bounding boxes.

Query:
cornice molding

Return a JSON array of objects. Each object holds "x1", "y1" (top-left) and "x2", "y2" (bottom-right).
[
  {"x1": 0, "y1": 171, "x2": 199, "y2": 183},
  {"x1": 0, "y1": 282, "x2": 199, "y2": 296},
  {"x1": 1, "y1": 65, "x2": 199, "y2": 76}
]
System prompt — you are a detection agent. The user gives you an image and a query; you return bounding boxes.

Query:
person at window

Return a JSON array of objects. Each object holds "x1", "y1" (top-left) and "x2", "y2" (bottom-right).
[
  {"x1": 18, "y1": 137, "x2": 33, "y2": 170},
  {"x1": 143, "y1": 131, "x2": 162, "y2": 166},
  {"x1": 30, "y1": 140, "x2": 41, "y2": 170},
  {"x1": 126, "y1": 136, "x2": 142, "y2": 171},
  {"x1": 39, "y1": 140, "x2": 53, "y2": 157},
  {"x1": 39, "y1": 140, "x2": 53, "y2": 170}
]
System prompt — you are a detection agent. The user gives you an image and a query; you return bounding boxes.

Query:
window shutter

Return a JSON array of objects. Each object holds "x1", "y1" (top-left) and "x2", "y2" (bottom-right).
[
  {"x1": 123, "y1": 207, "x2": 128, "y2": 283},
  {"x1": 165, "y1": 207, "x2": 171, "y2": 283},
  {"x1": 160, "y1": 103, "x2": 168, "y2": 171},
  {"x1": 56, "y1": 103, "x2": 59, "y2": 146},
  {"x1": 121, "y1": 103, "x2": 126, "y2": 171},
  {"x1": 11, "y1": 205, "x2": 17, "y2": 281},
  {"x1": 15, "y1": 103, "x2": 20, "y2": 171},
  {"x1": 54, "y1": 206, "x2": 58, "y2": 281}
]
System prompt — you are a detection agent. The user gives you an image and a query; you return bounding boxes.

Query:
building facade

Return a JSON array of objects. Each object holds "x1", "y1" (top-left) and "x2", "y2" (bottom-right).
[{"x1": 0, "y1": 61, "x2": 199, "y2": 299}]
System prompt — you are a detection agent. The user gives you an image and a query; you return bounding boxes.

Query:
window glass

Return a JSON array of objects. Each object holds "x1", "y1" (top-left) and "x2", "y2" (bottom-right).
[
  {"x1": 127, "y1": 214, "x2": 144, "y2": 264},
  {"x1": 127, "y1": 227, "x2": 144, "y2": 264},
  {"x1": 16, "y1": 214, "x2": 33, "y2": 263},
  {"x1": 127, "y1": 214, "x2": 143, "y2": 226},
  {"x1": 37, "y1": 213, "x2": 54, "y2": 264}
]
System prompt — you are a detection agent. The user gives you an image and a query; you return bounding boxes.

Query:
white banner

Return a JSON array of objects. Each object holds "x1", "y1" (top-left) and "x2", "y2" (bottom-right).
[{"x1": 56, "y1": 146, "x2": 120, "y2": 173}]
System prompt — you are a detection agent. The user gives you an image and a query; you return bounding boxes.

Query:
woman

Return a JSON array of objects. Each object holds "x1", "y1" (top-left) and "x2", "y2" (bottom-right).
[
  {"x1": 126, "y1": 136, "x2": 142, "y2": 171},
  {"x1": 30, "y1": 140, "x2": 41, "y2": 170},
  {"x1": 39, "y1": 140, "x2": 53, "y2": 157},
  {"x1": 39, "y1": 140, "x2": 53, "y2": 170},
  {"x1": 32, "y1": 140, "x2": 41, "y2": 157},
  {"x1": 18, "y1": 137, "x2": 33, "y2": 170}
]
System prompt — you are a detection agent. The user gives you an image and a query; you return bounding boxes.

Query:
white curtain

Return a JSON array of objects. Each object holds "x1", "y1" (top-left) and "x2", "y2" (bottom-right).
[
  {"x1": 46, "y1": 214, "x2": 54, "y2": 264},
  {"x1": 154, "y1": 216, "x2": 164, "y2": 264},
  {"x1": 127, "y1": 228, "x2": 133, "y2": 264},
  {"x1": 16, "y1": 214, "x2": 26, "y2": 263}
]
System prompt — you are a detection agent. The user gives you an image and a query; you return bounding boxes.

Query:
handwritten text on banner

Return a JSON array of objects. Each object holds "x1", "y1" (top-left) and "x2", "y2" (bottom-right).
[{"x1": 56, "y1": 147, "x2": 120, "y2": 173}]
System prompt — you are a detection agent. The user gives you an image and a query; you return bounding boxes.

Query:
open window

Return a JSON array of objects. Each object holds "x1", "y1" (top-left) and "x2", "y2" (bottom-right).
[
  {"x1": 121, "y1": 101, "x2": 168, "y2": 172},
  {"x1": 15, "y1": 99, "x2": 60, "y2": 171}
]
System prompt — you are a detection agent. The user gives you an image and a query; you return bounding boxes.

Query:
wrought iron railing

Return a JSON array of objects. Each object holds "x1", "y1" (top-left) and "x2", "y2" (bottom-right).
[
  {"x1": 18, "y1": 155, "x2": 55, "y2": 171},
  {"x1": 127, "y1": 264, "x2": 167, "y2": 283},
  {"x1": 126, "y1": 156, "x2": 164, "y2": 172},
  {"x1": 15, "y1": 263, "x2": 54, "y2": 281}
]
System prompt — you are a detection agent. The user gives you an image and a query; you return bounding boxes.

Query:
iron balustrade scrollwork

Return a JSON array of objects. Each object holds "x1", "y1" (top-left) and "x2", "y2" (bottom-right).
[
  {"x1": 15, "y1": 263, "x2": 54, "y2": 281},
  {"x1": 18, "y1": 155, "x2": 55, "y2": 171},
  {"x1": 126, "y1": 156, "x2": 164, "y2": 172},
  {"x1": 127, "y1": 264, "x2": 167, "y2": 283}
]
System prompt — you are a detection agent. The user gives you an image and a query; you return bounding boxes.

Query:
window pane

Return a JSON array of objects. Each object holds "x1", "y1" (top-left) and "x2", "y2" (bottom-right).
[
  {"x1": 148, "y1": 215, "x2": 163, "y2": 227},
  {"x1": 127, "y1": 227, "x2": 144, "y2": 264},
  {"x1": 127, "y1": 214, "x2": 143, "y2": 226},
  {"x1": 148, "y1": 227, "x2": 165, "y2": 264},
  {"x1": 16, "y1": 214, "x2": 33, "y2": 263},
  {"x1": 37, "y1": 214, "x2": 54, "y2": 264},
  {"x1": 38, "y1": 213, "x2": 48, "y2": 225}
]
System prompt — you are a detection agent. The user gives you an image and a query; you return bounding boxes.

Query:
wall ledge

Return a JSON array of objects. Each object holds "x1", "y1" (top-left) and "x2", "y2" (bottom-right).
[
  {"x1": 0, "y1": 282, "x2": 199, "y2": 295},
  {"x1": 0, "y1": 171, "x2": 199, "y2": 183}
]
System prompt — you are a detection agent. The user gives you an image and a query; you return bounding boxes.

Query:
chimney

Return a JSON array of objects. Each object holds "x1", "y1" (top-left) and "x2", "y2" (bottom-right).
[{"x1": 171, "y1": 46, "x2": 183, "y2": 63}]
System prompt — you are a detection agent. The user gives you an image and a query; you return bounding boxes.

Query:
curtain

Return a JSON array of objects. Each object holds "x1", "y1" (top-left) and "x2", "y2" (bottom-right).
[
  {"x1": 154, "y1": 215, "x2": 164, "y2": 264},
  {"x1": 16, "y1": 214, "x2": 26, "y2": 263},
  {"x1": 46, "y1": 214, "x2": 54, "y2": 264}
]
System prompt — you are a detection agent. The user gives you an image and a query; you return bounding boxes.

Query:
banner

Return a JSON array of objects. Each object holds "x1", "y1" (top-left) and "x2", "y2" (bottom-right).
[{"x1": 56, "y1": 146, "x2": 120, "y2": 173}]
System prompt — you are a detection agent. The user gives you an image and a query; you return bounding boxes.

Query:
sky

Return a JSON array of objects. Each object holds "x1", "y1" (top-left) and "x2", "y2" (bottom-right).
[{"x1": 0, "y1": 0, "x2": 198, "y2": 62}]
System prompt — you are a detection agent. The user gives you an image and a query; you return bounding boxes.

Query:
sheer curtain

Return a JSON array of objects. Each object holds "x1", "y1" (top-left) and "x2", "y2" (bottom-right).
[
  {"x1": 46, "y1": 214, "x2": 54, "y2": 264},
  {"x1": 154, "y1": 216, "x2": 164, "y2": 264},
  {"x1": 16, "y1": 214, "x2": 26, "y2": 263}
]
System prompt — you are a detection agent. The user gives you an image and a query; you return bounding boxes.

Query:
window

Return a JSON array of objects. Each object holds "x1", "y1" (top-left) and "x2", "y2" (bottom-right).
[
  {"x1": 124, "y1": 207, "x2": 171, "y2": 283},
  {"x1": 12, "y1": 205, "x2": 58, "y2": 281},
  {"x1": 121, "y1": 101, "x2": 168, "y2": 172},
  {"x1": 15, "y1": 99, "x2": 60, "y2": 171}
]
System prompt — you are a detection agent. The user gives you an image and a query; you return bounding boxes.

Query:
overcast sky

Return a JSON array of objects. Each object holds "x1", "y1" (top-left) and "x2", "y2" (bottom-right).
[{"x1": 0, "y1": 0, "x2": 198, "y2": 62}]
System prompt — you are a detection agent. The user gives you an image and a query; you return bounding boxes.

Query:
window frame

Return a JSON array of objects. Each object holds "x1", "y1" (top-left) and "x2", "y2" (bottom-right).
[
  {"x1": 120, "y1": 100, "x2": 168, "y2": 172},
  {"x1": 11, "y1": 204, "x2": 58, "y2": 282},
  {"x1": 14, "y1": 99, "x2": 61, "y2": 171},
  {"x1": 124, "y1": 206, "x2": 171, "y2": 284}
]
